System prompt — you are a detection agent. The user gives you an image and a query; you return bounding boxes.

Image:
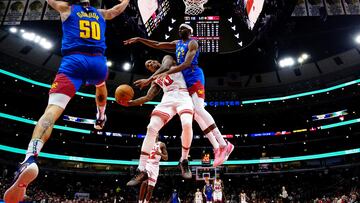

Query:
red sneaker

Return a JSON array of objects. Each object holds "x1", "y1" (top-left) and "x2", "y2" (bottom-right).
[
  {"x1": 225, "y1": 141, "x2": 234, "y2": 161},
  {"x1": 213, "y1": 146, "x2": 227, "y2": 167}
]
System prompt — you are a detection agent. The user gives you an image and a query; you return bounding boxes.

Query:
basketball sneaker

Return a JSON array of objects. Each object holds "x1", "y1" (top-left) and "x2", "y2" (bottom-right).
[
  {"x1": 213, "y1": 145, "x2": 227, "y2": 167},
  {"x1": 224, "y1": 141, "x2": 234, "y2": 161},
  {"x1": 126, "y1": 169, "x2": 148, "y2": 186},
  {"x1": 94, "y1": 115, "x2": 107, "y2": 130},
  {"x1": 179, "y1": 159, "x2": 192, "y2": 179},
  {"x1": 4, "y1": 156, "x2": 39, "y2": 203}
]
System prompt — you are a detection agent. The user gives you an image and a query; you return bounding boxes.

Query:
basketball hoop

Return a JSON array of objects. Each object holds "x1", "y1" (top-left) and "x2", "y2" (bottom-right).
[{"x1": 183, "y1": 0, "x2": 208, "y2": 16}]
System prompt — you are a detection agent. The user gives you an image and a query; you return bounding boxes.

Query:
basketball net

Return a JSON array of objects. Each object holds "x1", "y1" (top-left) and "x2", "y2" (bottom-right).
[{"x1": 183, "y1": 0, "x2": 208, "y2": 15}]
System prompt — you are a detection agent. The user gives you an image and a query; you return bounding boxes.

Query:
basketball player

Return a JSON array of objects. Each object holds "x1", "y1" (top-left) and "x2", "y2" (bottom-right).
[
  {"x1": 203, "y1": 179, "x2": 213, "y2": 203},
  {"x1": 124, "y1": 24, "x2": 234, "y2": 167},
  {"x1": 3, "y1": 0, "x2": 130, "y2": 202},
  {"x1": 213, "y1": 176, "x2": 224, "y2": 203},
  {"x1": 121, "y1": 55, "x2": 194, "y2": 186},
  {"x1": 195, "y1": 188, "x2": 203, "y2": 203},
  {"x1": 138, "y1": 137, "x2": 168, "y2": 203},
  {"x1": 239, "y1": 190, "x2": 248, "y2": 203}
]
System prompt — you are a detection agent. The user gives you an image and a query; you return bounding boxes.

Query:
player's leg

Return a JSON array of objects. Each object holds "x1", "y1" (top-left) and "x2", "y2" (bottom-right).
[
  {"x1": 194, "y1": 113, "x2": 220, "y2": 157},
  {"x1": 144, "y1": 184, "x2": 155, "y2": 203},
  {"x1": 178, "y1": 112, "x2": 193, "y2": 179},
  {"x1": 127, "y1": 115, "x2": 166, "y2": 186},
  {"x1": 4, "y1": 94, "x2": 70, "y2": 203},
  {"x1": 94, "y1": 82, "x2": 108, "y2": 130},
  {"x1": 191, "y1": 93, "x2": 234, "y2": 166},
  {"x1": 138, "y1": 181, "x2": 148, "y2": 203}
]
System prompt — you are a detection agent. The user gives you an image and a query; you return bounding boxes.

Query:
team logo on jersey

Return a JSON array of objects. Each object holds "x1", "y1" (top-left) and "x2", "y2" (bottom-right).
[
  {"x1": 51, "y1": 82, "x2": 58, "y2": 90},
  {"x1": 198, "y1": 89, "x2": 204, "y2": 95}
]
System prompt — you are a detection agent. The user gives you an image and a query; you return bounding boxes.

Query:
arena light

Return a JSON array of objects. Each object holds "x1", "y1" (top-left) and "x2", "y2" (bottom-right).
[
  {"x1": 123, "y1": 62, "x2": 131, "y2": 71},
  {"x1": 106, "y1": 61, "x2": 113, "y2": 67},
  {"x1": 9, "y1": 27, "x2": 17, "y2": 33},
  {"x1": 356, "y1": 35, "x2": 360, "y2": 44},
  {"x1": 22, "y1": 32, "x2": 36, "y2": 41},
  {"x1": 0, "y1": 144, "x2": 358, "y2": 165},
  {"x1": 298, "y1": 53, "x2": 310, "y2": 64},
  {"x1": 279, "y1": 57, "x2": 295, "y2": 68}
]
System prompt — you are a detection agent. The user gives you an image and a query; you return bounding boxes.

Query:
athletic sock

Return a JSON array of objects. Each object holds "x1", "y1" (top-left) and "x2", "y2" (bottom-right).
[
  {"x1": 97, "y1": 104, "x2": 106, "y2": 120},
  {"x1": 22, "y1": 138, "x2": 44, "y2": 163}
]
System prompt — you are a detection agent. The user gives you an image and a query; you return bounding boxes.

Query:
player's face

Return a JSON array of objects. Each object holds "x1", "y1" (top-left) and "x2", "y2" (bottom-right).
[
  {"x1": 179, "y1": 27, "x2": 191, "y2": 39},
  {"x1": 145, "y1": 60, "x2": 160, "y2": 73}
]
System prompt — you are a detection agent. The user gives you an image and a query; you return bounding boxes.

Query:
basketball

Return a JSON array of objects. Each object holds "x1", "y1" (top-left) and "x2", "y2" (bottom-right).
[{"x1": 115, "y1": 84, "x2": 134, "y2": 103}]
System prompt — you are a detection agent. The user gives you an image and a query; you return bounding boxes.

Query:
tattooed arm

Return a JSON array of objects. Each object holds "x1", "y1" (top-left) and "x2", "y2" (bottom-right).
[{"x1": 125, "y1": 82, "x2": 162, "y2": 106}]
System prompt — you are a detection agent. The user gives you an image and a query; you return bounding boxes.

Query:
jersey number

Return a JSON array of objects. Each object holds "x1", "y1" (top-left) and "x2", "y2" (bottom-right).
[
  {"x1": 156, "y1": 75, "x2": 174, "y2": 87},
  {"x1": 79, "y1": 20, "x2": 100, "y2": 40}
]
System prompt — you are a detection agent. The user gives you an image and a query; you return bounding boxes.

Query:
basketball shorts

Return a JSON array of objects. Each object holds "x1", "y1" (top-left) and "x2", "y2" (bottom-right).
[
  {"x1": 206, "y1": 193, "x2": 212, "y2": 201},
  {"x1": 182, "y1": 66, "x2": 205, "y2": 99},
  {"x1": 145, "y1": 163, "x2": 159, "y2": 187},
  {"x1": 49, "y1": 54, "x2": 108, "y2": 97},
  {"x1": 213, "y1": 191, "x2": 222, "y2": 201},
  {"x1": 195, "y1": 199, "x2": 203, "y2": 203},
  {"x1": 151, "y1": 91, "x2": 194, "y2": 123}
]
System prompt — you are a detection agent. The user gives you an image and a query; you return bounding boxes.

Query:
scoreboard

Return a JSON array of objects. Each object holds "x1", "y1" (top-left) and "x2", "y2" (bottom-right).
[{"x1": 184, "y1": 16, "x2": 220, "y2": 53}]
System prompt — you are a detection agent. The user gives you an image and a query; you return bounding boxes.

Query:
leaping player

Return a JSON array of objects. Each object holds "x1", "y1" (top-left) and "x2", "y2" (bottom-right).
[
  {"x1": 4, "y1": 0, "x2": 130, "y2": 202},
  {"x1": 213, "y1": 176, "x2": 224, "y2": 203},
  {"x1": 138, "y1": 137, "x2": 168, "y2": 203},
  {"x1": 121, "y1": 55, "x2": 194, "y2": 186},
  {"x1": 124, "y1": 23, "x2": 234, "y2": 167}
]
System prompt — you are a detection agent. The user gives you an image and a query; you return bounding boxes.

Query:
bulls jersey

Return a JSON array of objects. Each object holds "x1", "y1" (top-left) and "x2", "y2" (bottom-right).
[
  {"x1": 154, "y1": 72, "x2": 188, "y2": 93},
  {"x1": 240, "y1": 193, "x2": 246, "y2": 203},
  {"x1": 214, "y1": 179, "x2": 222, "y2": 192},
  {"x1": 147, "y1": 142, "x2": 162, "y2": 165},
  {"x1": 195, "y1": 191, "x2": 203, "y2": 200},
  {"x1": 61, "y1": 5, "x2": 106, "y2": 55}
]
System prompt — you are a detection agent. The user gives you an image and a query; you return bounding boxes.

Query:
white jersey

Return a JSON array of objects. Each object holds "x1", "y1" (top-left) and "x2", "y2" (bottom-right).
[
  {"x1": 214, "y1": 179, "x2": 222, "y2": 192},
  {"x1": 195, "y1": 191, "x2": 203, "y2": 200},
  {"x1": 147, "y1": 142, "x2": 162, "y2": 165},
  {"x1": 240, "y1": 193, "x2": 247, "y2": 203},
  {"x1": 154, "y1": 72, "x2": 188, "y2": 94}
]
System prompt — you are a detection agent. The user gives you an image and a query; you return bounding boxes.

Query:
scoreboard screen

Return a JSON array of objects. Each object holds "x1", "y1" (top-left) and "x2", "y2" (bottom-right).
[
  {"x1": 184, "y1": 16, "x2": 220, "y2": 53},
  {"x1": 138, "y1": 0, "x2": 170, "y2": 36}
]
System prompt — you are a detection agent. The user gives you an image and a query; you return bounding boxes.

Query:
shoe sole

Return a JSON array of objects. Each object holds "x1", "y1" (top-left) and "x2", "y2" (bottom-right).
[{"x1": 4, "y1": 163, "x2": 39, "y2": 203}]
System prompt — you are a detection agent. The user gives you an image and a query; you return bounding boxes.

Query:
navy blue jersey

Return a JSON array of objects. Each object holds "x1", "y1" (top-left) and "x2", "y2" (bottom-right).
[
  {"x1": 61, "y1": 5, "x2": 106, "y2": 55},
  {"x1": 204, "y1": 184, "x2": 213, "y2": 199},
  {"x1": 171, "y1": 192, "x2": 180, "y2": 203}
]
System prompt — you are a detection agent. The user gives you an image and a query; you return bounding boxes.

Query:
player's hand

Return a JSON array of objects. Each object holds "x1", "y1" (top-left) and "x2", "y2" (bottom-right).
[
  {"x1": 152, "y1": 72, "x2": 168, "y2": 81},
  {"x1": 118, "y1": 100, "x2": 130, "y2": 107},
  {"x1": 133, "y1": 78, "x2": 151, "y2": 89},
  {"x1": 155, "y1": 151, "x2": 162, "y2": 155},
  {"x1": 124, "y1": 37, "x2": 140, "y2": 45}
]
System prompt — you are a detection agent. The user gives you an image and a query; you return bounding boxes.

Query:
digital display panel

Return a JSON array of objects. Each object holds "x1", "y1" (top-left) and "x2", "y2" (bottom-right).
[{"x1": 138, "y1": 0, "x2": 170, "y2": 36}]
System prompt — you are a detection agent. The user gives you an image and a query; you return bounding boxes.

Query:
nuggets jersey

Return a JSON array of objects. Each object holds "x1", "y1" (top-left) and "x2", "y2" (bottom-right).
[
  {"x1": 214, "y1": 180, "x2": 222, "y2": 192},
  {"x1": 176, "y1": 39, "x2": 199, "y2": 66},
  {"x1": 147, "y1": 142, "x2": 162, "y2": 165},
  {"x1": 154, "y1": 72, "x2": 188, "y2": 93},
  {"x1": 204, "y1": 184, "x2": 213, "y2": 199},
  {"x1": 61, "y1": 5, "x2": 106, "y2": 55}
]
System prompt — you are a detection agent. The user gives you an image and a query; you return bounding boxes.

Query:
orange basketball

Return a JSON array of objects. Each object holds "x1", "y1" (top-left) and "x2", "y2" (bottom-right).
[{"x1": 115, "y1": 84, "x2": 134, "y2": 103}]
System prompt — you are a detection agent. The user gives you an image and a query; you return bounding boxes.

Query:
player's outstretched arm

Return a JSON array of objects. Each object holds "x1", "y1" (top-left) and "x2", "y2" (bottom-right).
[
  {"x1": 98, "y1": 0, "x2": 130, "y2": 20},
  {"x1": 125, "y1": 83, "x2": 161, "y2": 106},
  {"x1": 124, "y1": 38, "x2": 178, "y2": 51},
  {"x1": 155, "y1": 40, "x2": 198, "y2": 80},
  {"x1": 133, "y1": 55, "x2": 175, "y2": 89},
  {"x1": 46, "y1": 0, "x2": 70, "y2": 13}
]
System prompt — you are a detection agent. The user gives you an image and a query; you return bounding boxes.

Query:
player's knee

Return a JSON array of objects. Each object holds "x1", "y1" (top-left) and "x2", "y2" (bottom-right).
[
  {"x1": 96, "y1": 94, "x2": 106, "y2": 103},
  {"x1": 147, "y1": 116, "x2": 163, "y2": 133}
]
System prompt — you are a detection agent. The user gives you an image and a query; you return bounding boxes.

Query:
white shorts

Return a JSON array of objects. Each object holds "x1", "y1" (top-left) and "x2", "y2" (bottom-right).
[
  {"x1": 213, "y1": 191, "x2": 222, "y2": 201},
  {"x1": 195, "y1": 199, "x2": 203, "y2": 203},
  {"x1": 152, "y1": 91, "x2": 193, "y2": 123},
  {"x1": 145, "y1": 162, "x2": 159, "y2": 187}
]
